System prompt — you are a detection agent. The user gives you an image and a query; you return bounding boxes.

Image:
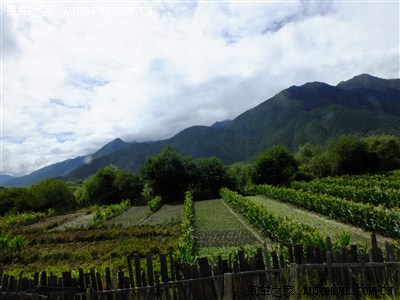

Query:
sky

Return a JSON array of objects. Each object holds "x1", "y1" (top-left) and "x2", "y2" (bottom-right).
[{"x1": 1, "y1": 0, "x2": 399, "y2": 177}]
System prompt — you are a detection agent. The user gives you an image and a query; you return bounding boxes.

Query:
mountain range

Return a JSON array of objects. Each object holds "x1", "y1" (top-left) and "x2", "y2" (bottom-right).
[{"x1": 3, "y1": 73, "x2": 399, "y2": 187}]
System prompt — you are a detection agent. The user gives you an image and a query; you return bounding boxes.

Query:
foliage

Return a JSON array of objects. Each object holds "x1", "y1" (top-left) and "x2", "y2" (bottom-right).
[
  {"x1": 292, "y1": 178, "x2": 400, "y2": 208},
  {"x1": 140, "y1": 147, "x2": 196, "y2": 203},
  {"x1": 0, "y1": 187, "x2": 37, "y2": 214},
  {"x1": 3, "y1": 225, "x2": 180, "y2": 276},
  {"x1": 296, "y1": 134, "x2": 400, "y2": 178},
  {"x1": 176, "y1": 192, "x2": 196, "y2": 263},
  {"x1": 0, "y1": 209, "x2": 55, "y2": 228},
  {"x1": 193, "y1": 157, "x2": 229, "y2": 200},
  {"x1": 365, "y1": 135, "x2": 400, "y2": 171},
  {"x1": 325, "y1": 134, "x2": 379, "y2": 175},
  {"x1": 30, "y1": 178, "x2": 77, "y2": 212},
  {"x1": 0, "y1": 231, "x2": 28, "y2": 262},
  {"x1": 295, "y1": 143, "x2": 323, "y2": 174},
  {"x1": 93, "y1": 200, "x2": 130, "y2": 225},
  {"x1": 78, "y1": 165, "x2": 143, "y2": 205},
  {"x1": 253, "y1": 184, "x2": 400, "y2": 239},
  {"x1": 115, "y1": 171, "x2": 144, "y2": 205},
  {"x1": 147, "y1": 196, "x2": 162, "y2": 213},
  {"x1": 81, "y1": 165, "x2": 121, "y2": 205},
  {"x1": 251, "y1": 145, "x2": 298, "y2": 186},
  {"x1": 226, "y1": 162, "x2": 253, "y2": 195},
  {"x1": 247, "y1": 195, "x2": 380, "y2": 245},
  {"x1": 220, "y1": 188, "x2": 326, "y2": 247}
]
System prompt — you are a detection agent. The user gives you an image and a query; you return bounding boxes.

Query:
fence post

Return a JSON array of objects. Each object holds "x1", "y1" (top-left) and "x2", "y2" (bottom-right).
[
  {"x1": 224, "y1": 273, "x2": 233, "y2": 300},
  {"x1": 86, "y1": 287, "x2": 91, "y2": 300},
  {"x1": 290, "y1": 263, "x2": 298, "y2": 300}
]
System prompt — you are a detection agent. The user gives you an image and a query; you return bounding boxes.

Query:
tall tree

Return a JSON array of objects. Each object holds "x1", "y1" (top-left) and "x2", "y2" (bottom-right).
[
  {"x1": 325, "y1": 135, "x2": 379, "y2": 175},
  {"x1": 251, "y1": 145, "x2": 298, "y2": 186},
  {"x1": 140, "y1": 147, "x2": 195, "y2": 203},
  {"x1": 30, "y1": 178, "x2": 76, "y2": 212},
  {"x1": 194, "y1": 157, "x2": 228, "y2": 200}
]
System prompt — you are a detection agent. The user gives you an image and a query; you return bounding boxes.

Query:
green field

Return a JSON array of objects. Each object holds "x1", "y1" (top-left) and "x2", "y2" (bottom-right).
[
  {"x1": 142, "y1": 204, "x2": 182, "y2": 225},
  {"x1": 248, "y1": 195, "x2": 393, "y2": 247},
  {"x1": 194, "y1": 199, "x2": 263, "y2": 247},
  {"x1": 3, "y1": 171, "x2": 400, "y2": 277},
  {"x1": 106, "y1": 206, "x2": 151, "y2": 226},
  {"x1": 1, "y1": 204, "x2": 182, "y2": 276}
]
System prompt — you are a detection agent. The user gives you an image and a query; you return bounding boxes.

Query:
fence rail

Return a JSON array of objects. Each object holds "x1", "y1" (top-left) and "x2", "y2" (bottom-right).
[{"x1": 1, "y1": 235, "x2": 399, "y2": 299}]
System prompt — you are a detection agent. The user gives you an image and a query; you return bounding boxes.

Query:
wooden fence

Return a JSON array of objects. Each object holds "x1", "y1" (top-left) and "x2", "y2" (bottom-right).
[{"x1": 1, "y1": 235, "x2": 399, "y2": 299}]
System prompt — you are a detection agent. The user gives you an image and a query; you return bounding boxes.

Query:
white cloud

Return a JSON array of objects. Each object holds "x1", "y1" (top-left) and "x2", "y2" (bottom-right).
[{"x1": 1, "y1": 0, "x2": 399, "y2": 176}]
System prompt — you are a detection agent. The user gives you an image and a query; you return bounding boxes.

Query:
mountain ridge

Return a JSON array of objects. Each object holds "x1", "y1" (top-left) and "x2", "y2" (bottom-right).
[
  {"x1": 4, "y1": 138, "x2": 130, "y2": 187},
  {"x1": 4, "y1": 74, "x2": 400, "y2": 186}
]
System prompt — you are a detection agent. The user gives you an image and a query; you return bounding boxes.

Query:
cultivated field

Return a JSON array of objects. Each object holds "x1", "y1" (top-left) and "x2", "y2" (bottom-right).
[
  {"x1": 1, "y1": 204, "x2": 182, "y2": 276},
  {"x1": 194, "y1": 199, "x2": 263, "y2": 248},
  {"x1": 248, "y1": 195, "x2": 393, "y2": 247},
  {"x1": 2, "y1": 171, "x2": 400, "y2": 278}
]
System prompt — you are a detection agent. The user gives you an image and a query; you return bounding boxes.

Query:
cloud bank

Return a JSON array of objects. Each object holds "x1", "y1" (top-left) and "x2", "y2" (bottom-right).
[{"x1": 1, "y1": 0, "x2": 399, "y2": 176}]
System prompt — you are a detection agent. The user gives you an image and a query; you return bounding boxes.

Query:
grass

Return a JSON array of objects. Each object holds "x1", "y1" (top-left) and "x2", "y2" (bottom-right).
[
  {"x1": 248, "y1": 195, "x2": 394, "y2": 248},
  {"x1": 194, "y1": 199, "x2": 262, "y2": 247}
]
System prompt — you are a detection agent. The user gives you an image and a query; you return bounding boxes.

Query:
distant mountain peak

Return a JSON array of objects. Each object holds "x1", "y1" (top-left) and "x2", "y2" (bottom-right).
[
  {"x1": 337, "y1": 73, "x2": 400, "y2": 94},
  {"x1": 211, "y1": 119, "x2": 233, "y2": 129}
]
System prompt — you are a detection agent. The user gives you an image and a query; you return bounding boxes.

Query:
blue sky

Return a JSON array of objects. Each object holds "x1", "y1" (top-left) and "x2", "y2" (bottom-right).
[{"x1": 1, "y1": 0, "x2": 399, "y2": 176}]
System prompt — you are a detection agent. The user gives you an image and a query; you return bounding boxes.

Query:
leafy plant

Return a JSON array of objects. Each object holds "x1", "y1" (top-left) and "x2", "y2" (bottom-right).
[
  {"x1": 176, "y1": 192, "x2": 197, "y2": 263},
  {"x1": 0, "y1": 231, "x2": 28, "y2": 262},
  {"x1": 253, "y1": 184, "x2": 400, "y2": 238},
  {"x1": 220, "y1": 188, "x2": 326, "y2": 248},
  {"x1": 93, "y1": 200, "x2": 130, "y2": 225},
  {"x1": 147, "y1": 196, "x2": 162, "y2": 213}
]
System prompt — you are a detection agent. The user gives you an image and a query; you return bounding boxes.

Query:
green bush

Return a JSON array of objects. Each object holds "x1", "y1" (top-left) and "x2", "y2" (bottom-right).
[
  {"x1": 0, "y1": 231, "x2": 28, "y2": 262},
  {"x1": 93, "y1": 200, "x2": 130, "y2": 225},
  {"x1": 148, "y1": 196, "x2": 162, "y2": 213}
]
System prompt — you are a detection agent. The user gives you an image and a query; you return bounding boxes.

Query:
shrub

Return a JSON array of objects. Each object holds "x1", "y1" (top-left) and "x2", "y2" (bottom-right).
[{"x1": 148, "y1": 196, "x2": 162, "y2": 213}]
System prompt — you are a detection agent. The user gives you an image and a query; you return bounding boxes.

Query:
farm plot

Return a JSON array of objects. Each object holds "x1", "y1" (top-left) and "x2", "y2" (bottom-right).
[
  {"x1": 194, "y1": 199, "x2": 263, "y2": 248},
  {"x1": 4, "y1": 225, "x2": 180, "y2": 276},
  {"x1": 248, "y1": 196, "x2": 393, "y2": 248},
  {"x1": 106, "y1": 206, "x2": 151, "y2": 227},
  {"x1": 19, "y1": 209, "x2": 92, "y2": 232},
  {"x1": 142, "y1": 204, "x2": 183, "y2": 225}
]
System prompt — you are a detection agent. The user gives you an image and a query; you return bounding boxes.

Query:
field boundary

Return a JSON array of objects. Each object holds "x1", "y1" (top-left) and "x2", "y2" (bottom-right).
[{"x1": 220, "y1": 199, "x2": 265, "y2": 244}]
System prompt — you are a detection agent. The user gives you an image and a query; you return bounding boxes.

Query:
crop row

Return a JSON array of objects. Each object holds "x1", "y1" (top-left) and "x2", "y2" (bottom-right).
[
  {"x1": 177, "y1": 192, "x2": 196, "y2": 263},
  {"x1": 291, "y1": 181, "x2": 400, "y2": 208},
  {"x1": 252, "y1": 185, "x2": 400, "y2": 239},
  {"x1": 315, "y1": 171, "x2": 400, "y2": 190},
  {"x1": 93, "y1": 200, "x2": 130, "y2": 225},
  {"x1": 220, "y1": 188, "x2": 327, "y2": 248}
]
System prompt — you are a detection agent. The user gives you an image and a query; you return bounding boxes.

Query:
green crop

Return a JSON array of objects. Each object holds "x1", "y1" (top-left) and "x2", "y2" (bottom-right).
[
  {"x1": 253, "y1": 185, "x2": 400, "y2": 239},
  {"x1": 220, "y1": 188, "x2": 326, "y2": 248}
]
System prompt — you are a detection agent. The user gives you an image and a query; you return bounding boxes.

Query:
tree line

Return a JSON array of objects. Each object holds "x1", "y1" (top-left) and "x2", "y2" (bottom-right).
[{"x1": 1, "y1": 134, "x2": 399, "y2": 215}]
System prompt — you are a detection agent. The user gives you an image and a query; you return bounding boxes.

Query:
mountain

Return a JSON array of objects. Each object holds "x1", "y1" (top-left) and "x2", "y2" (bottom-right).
[
  {"x1": 5, "y1": 74, "x2": 400, "y2": 186},
  {"x1": 211, "y1": 120, "x2": 233, "y2": 128},
  {"x1": 4, "y1": 138, "x2": 130, "y2": 187},
  {"x1": 0, "y1": 174, "x2": 15, "y2": 186},
  {"x1": 62, "y1": 74, "x2": 399, "y2": 181}
]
